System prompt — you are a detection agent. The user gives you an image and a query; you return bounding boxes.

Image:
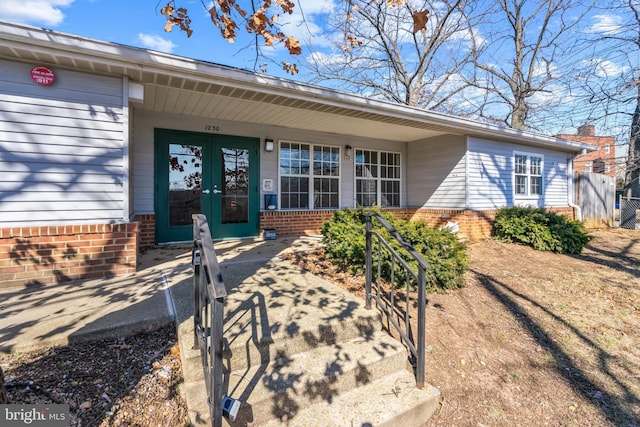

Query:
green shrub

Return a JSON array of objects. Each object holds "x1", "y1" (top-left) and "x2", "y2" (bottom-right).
[
  {"x1": 493, "y1": 207, "x2": 591, "y2": 254},
  {"x1": 321, "y1": 208, "x2": 468, "y2": 292}
]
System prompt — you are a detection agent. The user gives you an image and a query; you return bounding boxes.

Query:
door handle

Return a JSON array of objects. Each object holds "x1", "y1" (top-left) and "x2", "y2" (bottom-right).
[{"x1": 202, "y1": 189, "x2": 222, "y2": 195}]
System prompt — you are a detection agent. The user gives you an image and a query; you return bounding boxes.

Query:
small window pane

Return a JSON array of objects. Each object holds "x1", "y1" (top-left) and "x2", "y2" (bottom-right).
[
  {"x1": 531, "y1": 176, "x2": 542, "y2": 195},
  {"x1": 515, "y1": 155, "x2": 527, "y2": 174},
  {"x1": 381, "y1": 180, "x2": 400, "y2": 207},
  {"x1": 313, "y1": 177, "x2": 339, "y2": 209},
  {"x1": 530, "y1": 157, "x2": 542, "y2": 175},
  {"x1": 515, "y1": 175, "x2": 527, "y2": 195},
  {"x1": 356, "y1": 150, "x2": 378, "y2": 178},
  {"x1": 280, "y1": 176, "x2": 309, "y2": 209}
]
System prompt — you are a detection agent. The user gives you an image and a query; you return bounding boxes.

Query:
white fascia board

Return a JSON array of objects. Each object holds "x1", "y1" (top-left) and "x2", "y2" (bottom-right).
[{"x1": 0, "y1": 20, "x2": 599, "y2": 154}]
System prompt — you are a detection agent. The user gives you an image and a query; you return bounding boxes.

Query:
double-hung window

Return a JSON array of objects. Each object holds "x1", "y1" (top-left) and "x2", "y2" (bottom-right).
[
  {"x1": 355, "y1": 149, "x2": 401, "y2": 207},
  {"x1": 279, "y1": 141, "x2": 340, "y2": 209},
  {"x1": 514, "y1": 153, "x2": 543, "y2": 197}
]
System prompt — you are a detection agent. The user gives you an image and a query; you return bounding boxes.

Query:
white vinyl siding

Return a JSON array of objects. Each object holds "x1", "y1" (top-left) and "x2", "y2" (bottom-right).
[
  {"x1": 406, "y1": 135, "x2": 466, "y2": 209},
  {"x1": 0, "y1": 59, "x2": 125, "y2": 226},
  {"x1": 467, "y1": 137, "x2": 570, "y2": 209}
]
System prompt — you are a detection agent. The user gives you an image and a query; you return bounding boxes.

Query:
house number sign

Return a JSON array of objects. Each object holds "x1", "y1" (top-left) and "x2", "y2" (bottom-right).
[{"x1": 31, "y1": 66, "x2": 55, "y2": 86}]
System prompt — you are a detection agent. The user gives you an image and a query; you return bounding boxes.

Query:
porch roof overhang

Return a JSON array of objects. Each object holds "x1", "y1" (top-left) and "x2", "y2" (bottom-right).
[{"x1": 0, "y1": 21, "x2": 597, "y2": 154}]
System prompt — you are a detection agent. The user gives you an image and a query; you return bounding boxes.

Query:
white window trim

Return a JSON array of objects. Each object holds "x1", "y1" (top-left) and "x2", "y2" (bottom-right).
[
  {"x1": 277, "y1": 140, "x2": 342, "y2": 210},
  {"x1": 353, "y1": 148, "x2": 402, "y2": 208},
  {"x1": 585, "y1": 161, "x2": 592, "y2": 172},
  {"x1": 513, "y1": 151, "x2": 544, "y2": 202}
]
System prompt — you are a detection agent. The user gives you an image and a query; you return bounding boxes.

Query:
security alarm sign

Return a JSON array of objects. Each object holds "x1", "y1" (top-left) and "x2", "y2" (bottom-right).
[{"x1": 31, "y1": 66, "x2": 55, "y2": 85}]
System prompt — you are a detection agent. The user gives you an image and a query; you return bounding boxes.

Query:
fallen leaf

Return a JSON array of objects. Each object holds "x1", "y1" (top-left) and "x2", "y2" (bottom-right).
[{"x1": 170, "y1": 345, "x2": 180, "y2": 356}]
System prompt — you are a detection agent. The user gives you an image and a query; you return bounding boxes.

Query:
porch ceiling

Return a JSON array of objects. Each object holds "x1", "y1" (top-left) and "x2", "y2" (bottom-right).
[{"x1": 141, "y1": 84, "x2": 446, "y2": 142}]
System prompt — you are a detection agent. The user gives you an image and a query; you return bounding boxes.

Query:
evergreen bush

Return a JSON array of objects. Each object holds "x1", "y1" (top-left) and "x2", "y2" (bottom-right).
[
  {"x1": 321, "y1": 207, "x2": 468, "y2": 292},
  {"x1": 493, "y1": 207, "x2": 591, "y2": 254}
]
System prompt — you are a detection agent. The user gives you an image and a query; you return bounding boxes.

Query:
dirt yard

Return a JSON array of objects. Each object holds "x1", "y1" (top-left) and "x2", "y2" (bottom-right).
[
  {"x1": 1, "y1": 229, "x2": 638, "y2": 426},
  {"x1": 425, "y1": 228, "x2": 639, "y2": 426},
  {"x1": 289, "y1": 228, "x2": 640, "y2": 427},
  {"x1": 0, "y1": 327, "x2": 188, "y2": 427}
]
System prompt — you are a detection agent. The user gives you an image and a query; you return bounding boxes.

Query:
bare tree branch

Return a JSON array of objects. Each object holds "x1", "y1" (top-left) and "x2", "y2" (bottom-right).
[
  {"x1": 305, "y1": 0, "x2": 482, "y2": 113},
  {"x1": 463, "y1": 0, "x2": 592, "y2": 130}
]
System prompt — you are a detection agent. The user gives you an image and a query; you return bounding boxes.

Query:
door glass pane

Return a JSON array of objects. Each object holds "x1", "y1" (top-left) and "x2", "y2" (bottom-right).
[
  {"x1": 169, "y1": 144, "x2": 202, "y2": 226},
  {"x1": 221, "y1": 147, "x2": 249, "y2": 224}
]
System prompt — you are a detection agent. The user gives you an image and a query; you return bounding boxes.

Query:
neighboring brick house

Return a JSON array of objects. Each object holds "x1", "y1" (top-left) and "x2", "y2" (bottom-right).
[{"x1": 557, "y1": 125, "x2": 616, "y2": 177}]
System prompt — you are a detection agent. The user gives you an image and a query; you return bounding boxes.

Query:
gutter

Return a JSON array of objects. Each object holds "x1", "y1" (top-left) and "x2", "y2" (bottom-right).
[{"x1": 567, "y1": 149, "x2": 587, "y2": 221}]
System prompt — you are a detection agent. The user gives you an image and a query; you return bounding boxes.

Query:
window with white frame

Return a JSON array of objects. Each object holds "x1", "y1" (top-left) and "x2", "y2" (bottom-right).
[
  {"x1": 514, "y1": 153, "x2": 543, "y2": 197},
  {"x1": 605, "y1": 163, "x2": 611, "y2": 174},
  {"x1": 585, "y1": 161, "x2": 592, "y2": 172},
  {"x1": 279, "y1": 141, "x2": 340, "y2": 209},
  {"x1": 604, "y1": 144, "x2": 611, "y2": 155},
  {"x1": 355, "y1": 149, "x2": 401, "y2": 207}
]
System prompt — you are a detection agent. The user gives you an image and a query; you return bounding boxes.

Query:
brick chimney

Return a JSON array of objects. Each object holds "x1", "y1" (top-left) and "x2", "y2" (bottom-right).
[{"x1": 577, "y1": 124, "x2": 595, "y2": 136}]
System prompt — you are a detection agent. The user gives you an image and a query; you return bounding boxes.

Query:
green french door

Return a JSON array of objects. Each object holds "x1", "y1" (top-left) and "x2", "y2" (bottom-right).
[{"x1": 155, "y1": 129, "x2": 260, "y2": 243}]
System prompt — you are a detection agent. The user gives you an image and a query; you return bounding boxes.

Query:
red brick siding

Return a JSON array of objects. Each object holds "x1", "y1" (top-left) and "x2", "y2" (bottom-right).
[
  {"x1": 135, "y1": 214, "x2": 156, "y2": 249},
  {"x1": 556, "y1": 133, "x2": 616, "y2": 178},
  {"x1": 260, "y1": 210, "x2": 334, "y2": 236},
  {"x1": 0, "y1": 222, "x2": 138, "y2": 289},
  {"x1": 259, "y1": 207, "x2": 577, "y2": 242}
]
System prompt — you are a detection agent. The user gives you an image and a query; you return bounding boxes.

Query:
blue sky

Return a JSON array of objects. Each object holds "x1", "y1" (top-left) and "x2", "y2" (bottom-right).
[
  {"x1": 3, "y1": 0, "x2": 335, "y2": 80},
  {"x1": 3, "y1": 0, "x2": 634, "y2": 153}
]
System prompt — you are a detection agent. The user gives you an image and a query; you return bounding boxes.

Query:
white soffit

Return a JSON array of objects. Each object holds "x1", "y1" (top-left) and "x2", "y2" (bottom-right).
[{"x1": 142, "y1": 85, "x2": 441, "y2": 141}]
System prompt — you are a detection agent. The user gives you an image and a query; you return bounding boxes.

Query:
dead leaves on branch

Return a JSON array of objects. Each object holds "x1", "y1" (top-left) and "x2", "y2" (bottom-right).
[
  {"x1": 161, "y1": 1, "x2": 429, "y2": 74},
  {"x1": 342, "y1": 1, "x2": 430, "y2": 51},
  {"x1": 160, "y1": 3, "x2": 193, "y2": 37},
  {"x1": 161, "y1": 1, "x2": 299, "y2": 73}
]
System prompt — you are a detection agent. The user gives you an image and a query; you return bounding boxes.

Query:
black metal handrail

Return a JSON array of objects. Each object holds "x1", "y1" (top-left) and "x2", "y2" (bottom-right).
[
  {"x1": 364, "y1": 212, "x2": 429, "y2": 388},
  {"x1": 192, "y1": 214, "x2": 226, "y2": 426}
]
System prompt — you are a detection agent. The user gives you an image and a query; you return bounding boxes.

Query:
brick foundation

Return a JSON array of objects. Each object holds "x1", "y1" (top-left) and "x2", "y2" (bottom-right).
[
  {"x1": 260, "y1": 210, "x2": 334, "y2": 236},
  {"x1": 258, "y1": 207, "x2": 577, "y2": 242},
  {"x1": 0, "y1": 222, "x2": 138, "y2": 289},
  {"x1": 135, "y1": 214, "x2": 156, "y2": 249}
]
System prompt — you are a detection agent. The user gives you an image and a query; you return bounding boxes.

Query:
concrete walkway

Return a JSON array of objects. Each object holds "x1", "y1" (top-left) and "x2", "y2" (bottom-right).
[
  {"x1": 164, "y1": 235, "x2": 330, "y2": 426},
  {"x1": 0, "y1": 235, "x2": 438, "y2": 426},
  {"x1": 0, "y1": 236, "x2": 324, "y2": 420}
]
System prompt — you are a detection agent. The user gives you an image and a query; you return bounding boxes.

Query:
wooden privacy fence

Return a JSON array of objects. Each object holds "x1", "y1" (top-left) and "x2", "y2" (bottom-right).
[{"x1": 574, "y1": 172, "x2": 615, "y2": 228}]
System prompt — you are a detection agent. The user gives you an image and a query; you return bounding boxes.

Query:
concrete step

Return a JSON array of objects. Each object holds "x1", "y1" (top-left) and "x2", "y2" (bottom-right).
[
  {"x1": 226, "y1": 331, "x2": 409, "y2": 426},
  {"x1": 221, "y1": 260, "x2": 383, "y2": 372},
  {"x1": 207, "y1": 258, "x2": 439, "y2": 427},
  {"x1": 260, "y1": 370, "x2": 440, "y2": 427},
  {"x1": 222, "y1": 305, "x2": 383, "y2": 373}
]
